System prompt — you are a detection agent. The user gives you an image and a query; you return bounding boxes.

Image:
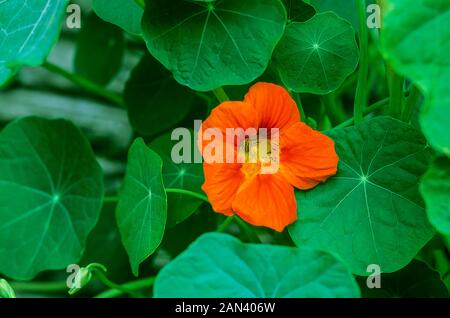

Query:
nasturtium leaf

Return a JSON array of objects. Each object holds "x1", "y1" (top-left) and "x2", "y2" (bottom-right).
[
  {"x1": 124, "y1": 54, "x2": 195, "y2": 136},
  {"x1": 150, "y1": 132, "x2": 204, "y2": 228},
  {"x1": 420, "y1": 157, "x2": 450, "y2": 237},
  {"x1": 306, "y1": 0, "x2": 359, "y2": 31},
  {"x1": 141, "y1": 0, "x2": 287, "y2": 91},
  {"x1": 0, "y1": 117, "x2": 104, "y2": 280},
  {"x1": 155, "y1": 233, "x2": 360, "y2": 298},
  {"x1": 92, "y1": 0, "x2": 144, "y2": 36},
  {"x1": 273, "y1": 12, "x2": 359, "y2": 94},
  {"x1": 283, "y1": 0, "x2": 316, "y2": 22},
  {"x1": 381, "y1": 0, "x2": 450, "y2": 156},
  {"x1": 358, "y1": 260, "x2": 448, "y2": 298},
  {"x1": 289, "y1": 116, "x2": 435, "y2": 275},
  {"x1": 116, "y1": 138, "x2": 167, "y2": 276},
  {"x1": 0, "y1": 0, "x2": 69, "y2": 86},
  {"x1": 74, "y1": 13, "x2": 125, "y2": 86}
]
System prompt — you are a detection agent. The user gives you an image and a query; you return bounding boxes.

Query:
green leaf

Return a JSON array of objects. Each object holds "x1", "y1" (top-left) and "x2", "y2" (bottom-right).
[
  {"x1": 358, "y1": 260, "x2": 448, "y2": 298},
  {"x1": 74, "y1": 13, "x2": 125, "y2": 86},
  {"x1": 155, "y1": 233, "x2": 360, "y2": 298},
  {"x1": 141, "y1": 0, "x2": 287, "y2": 91},
  {"x1": 420, "y1": 157, "x2": 450, "y2": 237},
  {"x1": 116, "y1": 138, "x2": 167, "y2": 276},
  {"x1": 381, "y1": 0, "x2": 450, "y2": 156},
  {"x1": 92, "y1": 0, "x2": 144, "y2": 36},
  {"x1": 289, "y1": 116, "x2": 434, "y2": 275},
  {"x1": 0, "y1": 0, "x2": 69, "y2": 85},
  {"x1": 273, "y1": 12, "x2": 359, "y2": 94},
  {"x1": 307, "y1": 0, "x2": 359, "y2": 31},
  {"x1": 283, "y1": 0, "x2": 316, "y2": 22},
  {"x1": 149, "y1": 132, "x2": 204, "y2": 228},
  {"x1": 124, "y1": 54, "x2": 195, "y2": 136},
  {"x1": 0, "y1": 117, "x2": 104, "y2": 280}
]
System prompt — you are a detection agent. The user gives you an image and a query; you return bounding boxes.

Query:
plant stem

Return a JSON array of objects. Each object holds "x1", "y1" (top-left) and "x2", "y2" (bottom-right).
[
  {"x1": 134, "y1": 0, "x2": 145, "y2": 9},
  {"x1": 292, "y1": 92, "x2": 306, "y2": 121},
  {"x1": 165, "y1": 188, "x2": 209, "y2": 203},
  {"x1": 335, "y1": 97, "x2": 390, "y2": 129},
  {"x1": 234, "y1": 217, "x2": 262, "y2": 243},
  {"x1": 94, "y1": 277, "x2": 155, "y2": 298},
  {"x1": 387, "y1": 69, "x2": 404, "y2": 118},
  {"x1": 321, "y1": 93, "x2": 346, "y2": 126},
  {"x1": 104, "y1": 196, "x2": 119, "y2": 204},
  {"x1": 10, "y1": 281, "x2": 67, "y2": 294},
  {"x1": 354, "y1": 0, "x2": 369, "y2": 124},
  {"x1": 94, "y1": 271, "x2": 141, "y2": 298},
  {"x1": 217, "y1": 216, "x2": 235, "y2": 233},
  {"x1": 401, "y1": 85, "x2": 421, "y2": 122},
  {"x1": 212, "y1": 87, "x2": 230, "y2": 103},
  {"x1": 42, "y1": 61, "x2": 124, "y2": 107}
]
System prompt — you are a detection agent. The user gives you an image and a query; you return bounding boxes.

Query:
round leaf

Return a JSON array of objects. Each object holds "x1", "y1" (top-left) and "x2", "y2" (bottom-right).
[
  {"x1": 141, "y1": 0, "x2": 287, "y2": 91},
  {"x1": 0, "y1": 0, "x2": 69, "y2": 85},
  {"x1": 155, "y1": 233, "x2": 360, "y2": 298},
  {"x1": 420, "y1": 157, "x2": 450, "y2": 237},
  {"x1": 273, "y1": 12, "x2": 359, "y2": 94},
  {"x1": 116, "y1": 138, "x2": 167, "y2": 276},
  {"x1": 0, "y1": 117, "x2": 104, "y2": 280},
  {"x1": 289, "y1": 116, "x2": 435, "y2": 275},
  {"x1": 92, "y1": 0, "x2": 144, "y2": 36}
]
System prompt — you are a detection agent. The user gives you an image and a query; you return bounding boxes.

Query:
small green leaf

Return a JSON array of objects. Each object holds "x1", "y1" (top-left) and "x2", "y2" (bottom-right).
[
  {"x1": 0, "y1": 0, "x2": 69, "y2": 85},
  {"x1": 150, "y1": 132, "x2": 204, "y2": 228},
  {"x1": 273, "y1": 12, "x2": 359, "y2": 94},
  {"x1": 74, "y1": 13, "x2": 125, "y2": 86},
  {"x1": 0, "y1": 117, "x2": 104, "y2": 280},
  {"x1": 141, "y1": 0, "x2": 287, "y2": 91},
  {"x1": 381, "y1": 0, "x2": 450, "y2": 156},
  {"x1": 124, "y1": 54, "x2": 195, "y2": 136},
  {"x1": 358, "y1": 260, "x2": 448, "y2": 298},
  {"x1": 0, "y1": 279, "x2": 16, "y2": 298},
  {"x1": 92, "y1": 0, "x2": 144, "y2": 36},
  {"x1": 283, "y1": 0, "x2": 316, "y2": 22},
  {"x1": 155, "y1": 233, "x2": 360, "y2": 298},
  {"x1": 420, "y1": 157, "x2": 450, "y2": 237},
  {"x1": 289, "y1": 117, "x2": 434, "y2": 275},
  {"x1": 116, "y1": 138, "x2": 167, "y2": 276}
]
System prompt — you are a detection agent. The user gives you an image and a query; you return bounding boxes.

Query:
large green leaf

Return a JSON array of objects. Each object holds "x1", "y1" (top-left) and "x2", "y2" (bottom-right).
[
  {"x1": 0, "y1": 117, "x2": 104, "y2": 280},
  {"x1": 289, "y1": 116, "x2": 434, "y2": 275},
  {"x1": 283, "y1": 0, "x2": 316, "y2": 22},
  {"x1": 92, "y1": 0, "x2": 144, "y2": 36},
  {"x1": 273, "y1": 12, "x2": 359, "y2": 94},
  {"x1": 141, "y1": 0, "x2": 287, "y2": 91},
  {"x1": 124, "y1": 54, "x2": 195, "y2": 136},
  {"x1": 150, "y1": 132, "x2": 204, "y2": 228},
  {"x1": 0, "y1": 0, "x2": 68, "y2": 85},
  {"x1": 154, "y1": 233, "x2": 360, "y2": 298},
  {"x1": 74, "y1": 13, "x2": 125, "y2": 86},
  {"x1": 358, "y1": 260, "x2": 448, "y2": 298},
  {"x1": 116, "y1": 138, "x2": 167, "y2": 276},
  {"x1": 420, "y1": 157, "x2": 450, "y2": 237},
  {"x1": 381, "y1": 0, "x2": 450, "y2": 156},
  {"x1": 306, "y1": 0, "x2": 358, "y2": 30}
]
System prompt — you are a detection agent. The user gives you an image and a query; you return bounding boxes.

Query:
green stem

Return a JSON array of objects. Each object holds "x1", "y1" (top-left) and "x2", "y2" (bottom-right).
[
  {"x1": 235, "y1": 217, "x2": 261, "y2": 243},
  {"x1": 354, "y1": 0, "x2": 369, "y2": 124},
  {"x1": 104, "y1": 196, "x2": 119, "y2": 204},
  {"x1": 217, "y1": 216, "x2": 235, "y2": 233},
  {"x1": 212, "y1": 87, "x2": 230, "y2": 103},
  {"x1": 94, "y1": 271, "x2": 141, "y2": 298},
  {"x1": 335, "y1": 97, "x2": 389, "y2": 129},
  {"x1": 42, "y1": 61, "x2": 124, "y2": 107},
  {"x1": 134, "y1": 0, "x2": 145, "y2": 8},
  {"x1": 165, "y1": 188, "x2": 209, "y2": 203},
  {"x1": 10, "y1": 281, "x2": 67, "y2": 294},
  {"x1": 322, "y1": 93, "x2": 346, "y2": 126},
  {"x1": 401, "y1": 85, "x2": 421, "y2": 122},
  {"x1": 292, "y1": 92, "x2": 306, "y2": 121},
  {"x1": 387, "y1": 69, "x2": 404, "y2": 118},
  {"x1": 94, "y1": 277, "x2": 155, "y2": 298}
]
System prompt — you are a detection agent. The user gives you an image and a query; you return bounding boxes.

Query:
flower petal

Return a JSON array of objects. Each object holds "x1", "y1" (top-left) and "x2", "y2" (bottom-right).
[
  {"x1": 280, "y1": 122, "x2": 339, "y2": 190},
  {"x1": 244, "y1": 82, "x2": 300, "y2": 130},
  {"x1": 202, "y1": 162, "x2": 245, "y2": 216},
  {"x1": 232, "y1": 173, "x2": 297, "y2": 232}
]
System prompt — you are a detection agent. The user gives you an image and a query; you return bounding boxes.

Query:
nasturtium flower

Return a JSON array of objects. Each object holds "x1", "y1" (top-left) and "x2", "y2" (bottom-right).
[{"x1": 199, "y1": 83, "x2": 338, "y2": 232}]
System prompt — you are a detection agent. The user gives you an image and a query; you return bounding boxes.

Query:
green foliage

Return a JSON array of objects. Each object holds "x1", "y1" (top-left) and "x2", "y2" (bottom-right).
[
  {"x1": 289, "y1": 117, "x2": 434, "y2": 275},
  {"x1": 155, "y1": 233, "x2": 360, "y2": 298},
  {"x1": 0, "y1": 117, "x2": 104, "y2": 280},
  {"x1": 0, "y1": 0, "x2": 69, "y2": 85},
  {"x1": 283, "y1": 0, "x2": 316, "y2": 22},
  {"x1": 273, "y1": 12, "x2": 359, "y2": 94},
  {"x1": 92, "y1": 0, "x2": 144, "y2": 35},
  {"x1": 116, "y1": 138, "x2": 167, "y2": 276},
  {"x1": 141, "y1": 0, "x2": 287, "y2": 91},
  {"x1": 381, "y1": 0, "x2": 450, "y2": 157}
]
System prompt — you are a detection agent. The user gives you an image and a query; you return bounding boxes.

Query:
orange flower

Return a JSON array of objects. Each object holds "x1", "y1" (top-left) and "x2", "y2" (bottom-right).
[{"x1": 198, "y1": 82, "x2": 338, "y2": 232}]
